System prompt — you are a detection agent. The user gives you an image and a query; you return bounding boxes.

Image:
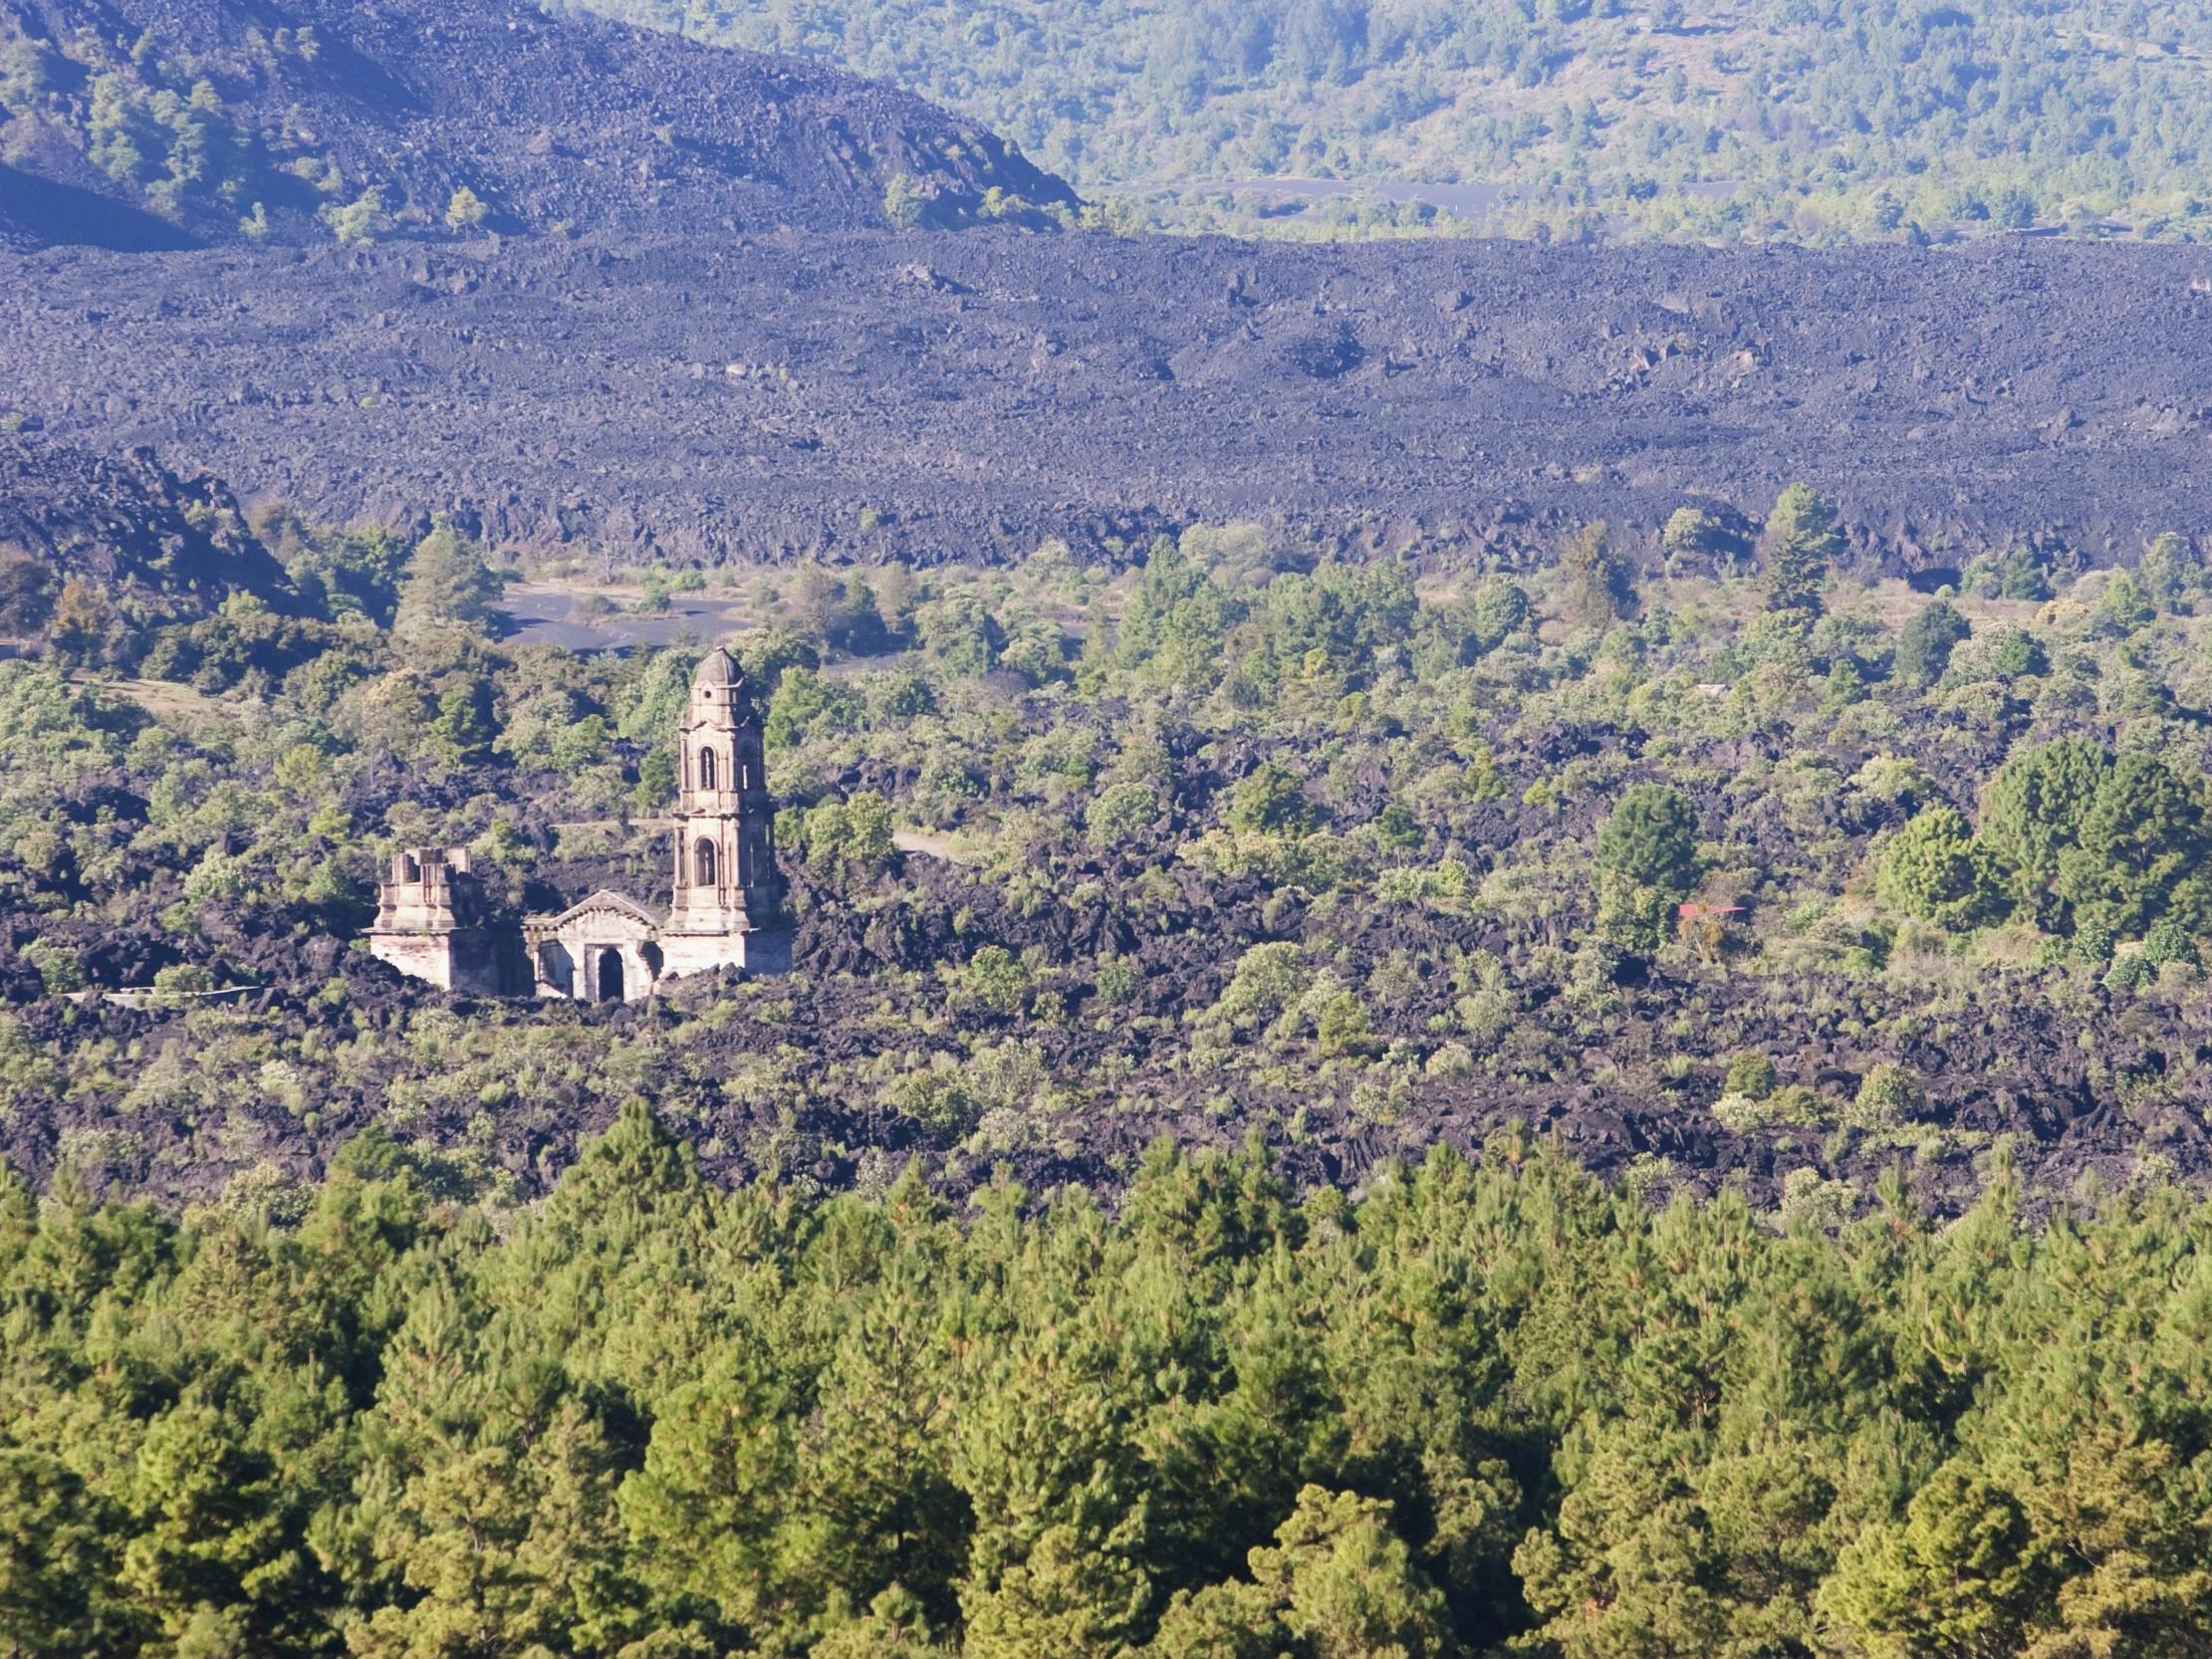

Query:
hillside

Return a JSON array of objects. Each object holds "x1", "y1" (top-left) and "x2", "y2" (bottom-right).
[
  {"x1": 571, "y1": 0, "x2": 2212, "y2": 244},
  {"x1": 0, "y1": 431, "x2": 301, "y2": 649},
  {"x1": 0, "y1": 0, "x2": 1076, "y2": 247}
]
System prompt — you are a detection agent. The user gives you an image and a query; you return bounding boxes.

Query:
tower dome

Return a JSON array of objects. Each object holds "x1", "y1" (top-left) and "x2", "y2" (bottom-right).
[{"x1": 692, "y1": 647, "x2": 740, "y2": 693}]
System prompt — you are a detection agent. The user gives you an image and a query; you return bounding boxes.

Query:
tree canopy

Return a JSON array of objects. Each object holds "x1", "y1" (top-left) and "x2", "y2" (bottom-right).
[{"x1": 4, "y1": 1109, "x2": 2212, "y2": 1657}]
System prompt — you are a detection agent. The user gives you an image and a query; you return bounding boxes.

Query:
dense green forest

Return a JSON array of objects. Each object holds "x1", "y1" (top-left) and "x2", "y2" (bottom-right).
[
  {"x1": 565, "y1": 0, "x2": 2212, "y2": 242},
  {"x1": 7, "y1": 1097, "x2": 2212, "y2": 1657}
]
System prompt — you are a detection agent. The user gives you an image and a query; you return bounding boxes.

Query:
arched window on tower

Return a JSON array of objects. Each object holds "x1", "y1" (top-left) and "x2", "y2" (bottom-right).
[
  {"x1": 697, "y1": 747, "x2": 717, "y2": 791},
  {"x1": 695, "y1": 838, "x2": 718, "y2": 887}
]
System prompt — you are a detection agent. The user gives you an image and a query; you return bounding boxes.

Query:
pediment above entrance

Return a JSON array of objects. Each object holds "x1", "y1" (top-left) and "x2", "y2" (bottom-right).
[{"x1": 524, "y1": 888, "x2": 666, "y2": 939}]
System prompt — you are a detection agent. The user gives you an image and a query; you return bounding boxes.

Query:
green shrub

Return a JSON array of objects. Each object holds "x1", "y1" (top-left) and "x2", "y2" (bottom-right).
[{"x1": 1848, "y1": 1063, "x2": 1922, "y2": 1128}]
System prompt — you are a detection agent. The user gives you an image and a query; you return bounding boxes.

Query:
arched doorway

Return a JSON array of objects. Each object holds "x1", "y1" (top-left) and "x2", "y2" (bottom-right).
[{"x1": 598, "y1": 947, "x2": 624, "y2": 1003}]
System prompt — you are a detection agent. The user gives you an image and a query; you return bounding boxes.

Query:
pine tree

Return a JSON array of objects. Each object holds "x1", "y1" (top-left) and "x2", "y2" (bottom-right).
[
  {"x1": 1559, "y1": 521, "x2": 1634, "y2": 626},
  {"x1": 1593, "y1": 783, "x2": 1700, "y2": 949},
  {"x1": 1762, "y1": 483, "x2": 1841, "y2": 615},
  {"x1": 1894, "y1": 599, "x2": 1969, "y2": 688},
  {"x1": 1877, "y1": 806, "x2": 1995, "y2": 930}
]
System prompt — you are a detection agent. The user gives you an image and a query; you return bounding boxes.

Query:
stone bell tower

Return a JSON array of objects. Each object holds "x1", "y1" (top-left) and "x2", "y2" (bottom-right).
[{"x1": 661, "y1": 647, "x2": 778, "y2": 962}]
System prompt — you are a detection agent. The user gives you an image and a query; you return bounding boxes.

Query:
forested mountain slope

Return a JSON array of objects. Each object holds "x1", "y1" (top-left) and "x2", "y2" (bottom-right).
[
  {"x1": 570, "y1": 0, "x2": 2212, "y2": 242},
  {"x1": 0, "y1": 0, "x2": 1075, "y2": 247}
]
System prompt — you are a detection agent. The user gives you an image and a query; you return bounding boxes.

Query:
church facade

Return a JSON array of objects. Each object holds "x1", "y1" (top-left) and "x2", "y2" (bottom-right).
[{"x1": 366, "y1": 647, "x2": 785, "y2": 1002}]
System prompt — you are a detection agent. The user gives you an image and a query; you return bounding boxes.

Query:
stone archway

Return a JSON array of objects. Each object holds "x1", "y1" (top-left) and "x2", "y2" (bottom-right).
[{"x1": 597, "y1": 947, "x2": 625, "y2": 1003}]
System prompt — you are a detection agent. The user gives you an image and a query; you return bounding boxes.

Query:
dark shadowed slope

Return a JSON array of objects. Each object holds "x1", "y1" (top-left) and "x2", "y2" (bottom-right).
[
  {"x1": 0, "y1": 432, "x2": 300, "y2": 629},
  {"x1": 0, "y1": 0, "x2": 1076, "y2": 247}
]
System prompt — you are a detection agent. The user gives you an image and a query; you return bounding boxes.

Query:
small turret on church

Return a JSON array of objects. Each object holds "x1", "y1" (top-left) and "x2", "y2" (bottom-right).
[{"x1": 367, "y1": 846, "x2": 519, "y2": 994}]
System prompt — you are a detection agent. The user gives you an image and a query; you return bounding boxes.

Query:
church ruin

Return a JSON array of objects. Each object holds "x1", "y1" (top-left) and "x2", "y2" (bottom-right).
[{"x1": 366, "y1": 647, "x2": 785, "y2": 1001}]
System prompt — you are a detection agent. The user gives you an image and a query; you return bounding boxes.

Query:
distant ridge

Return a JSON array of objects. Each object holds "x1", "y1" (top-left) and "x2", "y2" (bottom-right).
[{"x1": 0, "y1": 0, "x2": 1079, "y2": 248}]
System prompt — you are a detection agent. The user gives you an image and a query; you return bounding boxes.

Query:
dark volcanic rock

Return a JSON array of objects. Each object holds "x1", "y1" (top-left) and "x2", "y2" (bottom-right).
[
  {"x1": 6, "y1": 233, "x2": 2212, "y2": 566},
  {"x1": 0, "y1": 431, "x2": 301, "y2": 620}
]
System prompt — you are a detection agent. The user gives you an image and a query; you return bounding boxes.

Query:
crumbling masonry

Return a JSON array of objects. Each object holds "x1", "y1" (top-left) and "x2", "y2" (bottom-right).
[{"x1": 366, "y1": 647, "x2": 785, "y2": 1000}]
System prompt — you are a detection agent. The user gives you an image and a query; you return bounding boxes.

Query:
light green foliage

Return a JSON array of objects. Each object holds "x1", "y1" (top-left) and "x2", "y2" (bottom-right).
[
  {"x1": 0, "y1": 39, "x2": 46, "y2": 118},
  {"x1": 2139, "y1": 533, "x2": 2204, "y2": 613},
  {"x1": 615, "y1": 647, "x2": 699, "y2": 748},
  {"x1": 1723, "y1": 1052, "x2": 1776, "y2": 1099},
  {"x1": 1559, "y1": 521, "x2": 1633, "y2": 627},
  {"x1": 1876, "y1": 806, "x2": 1995, "y2": 932},
  {"x1": 149, "y1": 963, "x2": 216, "y2": 1003},
  {"x1": 761, "y1": 672, "x2": 854, "y2": 756},
  {"x1": 1157, "y1": 1487, "x2": 1447, "y2": 1659},
  {"x1": 915, "y1": 590, "x2": 1004, "y2": 676},
  {"x1": 391, "y1": 520, "x2": 503, "y2": 643},
  {"x1": 796, "y1": 790, "x2": 896, "y2": 872},
  {"x1": 1592, "y1": 783, "x2": 1698, "y2": 950},
  {"x1": 734, "y1": 625, "x2": 823, "y2": 691},
  {"x1": 444, "y1": 185, "x2": 489, "y2": 229},
  {"x1": 1313, "y1": 989, "x2": 1379, "y2": 1060},
  {"x1": 21, "y1": 937, "x2": 85, "y2": 995},
  {"x1": 428, "y1": 682, "x2": 494, "y2": 765},
  {"x1": 1466, "y1": 576, "x2": 1530, "y2": 653},
  {"x1": 1225, "y1": 762, "x2": 1314, "y2": 836},
  {"x1": 319, "y1": 185, "x2": 385, "y2": 244},
  {"x1": 2059, "y1": 752, "x2": 2210, "y2": 943},
  {"x1": 945, "y1": 944, "x2": 1030, "y2": 1014},
  {"x1": 790, "y1": 565, "x2": 893, "y2": 654},
  {"x1": 7, "y1": 1094, "x2": 2212, "y2": 1656},
  {"x1": 1205, "y1": 941, "x2": 1310, "y2": 1037},
  {"x1": 1975, "y1": 741, "x2": 2210, "y2": 942},
  {"x1": 1849, "y1": 1063, "x2": 1923, "y2": 1128},
  {"x1": 1969, "y1": 624, "x2": 2047, "y2": 681},
  {"x1": 1118, "y1": 536, "x2": 1235, "y2": 689},
  {"x1": 1961, "y1": 547, "x2": 2052, "y2": 601},
  {"x1": 1661, "y1": 506, "x2": 1723, "y2": 572},
  {"x1": 1822, "y1": 1463, "x2": 2041, "y2": 1659},
  {"x1": 882, "y1": 171, "x2": 927, "y2": 229},
  {"x1": 2098, "y1": 569, "x2": 2154, "y2": 633},
  {"x1": 573, "y1": 0, "x2": 2212, "y2": 246},
  {"x1": 1976, "y1": 738, "x2": 2113, "y2": 930},
  {"x1": 1087, "y1": 781, "x2": 1160, "y2": 846},
  {"x1": 257, "y1": 508, "x2": 411, "y2": 625},
  {"x1": 1762, "y1": 484, "x2": 1841, "y2": 616},
  {"x1": 11, "y1": 490, "x2": 2212, "y2": 1659}
]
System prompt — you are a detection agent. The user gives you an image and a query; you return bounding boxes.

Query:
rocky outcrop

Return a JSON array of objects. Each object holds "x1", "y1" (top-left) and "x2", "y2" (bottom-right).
[{"x1": 0, "y1": 431, "x2": 299, "y2": 626}]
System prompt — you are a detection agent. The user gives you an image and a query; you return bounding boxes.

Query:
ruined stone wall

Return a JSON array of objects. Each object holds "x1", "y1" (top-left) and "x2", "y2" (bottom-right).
[
  {"x1": 369, "y1": 932, "x2": 456, "y2": 990},
  {"x1": 656, "y1": 931, "x2": 752, "y2": 979}
]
